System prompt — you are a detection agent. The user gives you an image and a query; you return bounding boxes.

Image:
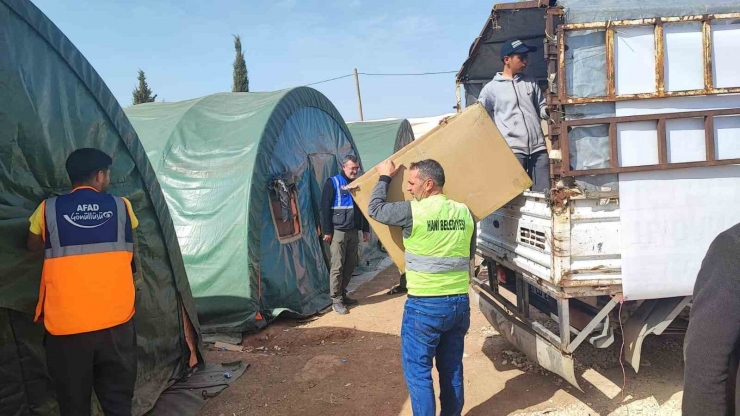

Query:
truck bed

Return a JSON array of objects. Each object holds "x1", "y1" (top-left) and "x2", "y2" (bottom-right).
[{"x1": 477, "y1": 191, "x2": 622, "y2": 297}]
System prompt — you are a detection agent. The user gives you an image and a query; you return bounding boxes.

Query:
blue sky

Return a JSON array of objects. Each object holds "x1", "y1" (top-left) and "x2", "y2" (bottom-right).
[{"x1": 32, "y1": 0, "x2": 492, "y2": 121}]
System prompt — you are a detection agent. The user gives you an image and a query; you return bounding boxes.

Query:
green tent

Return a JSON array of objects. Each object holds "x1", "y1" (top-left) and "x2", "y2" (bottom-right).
[
  {"x1": 0, "y1": 1, "x2": 203, "y2": 414},
  {"x1": 124, "y1": 89, "x2": 361, "y2": 337},
  {"x1": 347, "y1": 119, "x2": 414, "y2": 271},
  {"x1": 348, "y1": 119, "x2": 415, "y2": 168}
]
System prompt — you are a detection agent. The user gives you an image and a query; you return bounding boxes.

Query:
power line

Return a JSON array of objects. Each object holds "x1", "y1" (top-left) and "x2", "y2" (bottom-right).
[
  {"x1": 305, "y1": 73, "x2": 355, "y2": 86},
  {"x1": 300, "y1": 69, "x2": 460, "y2": 120},
  {"x1": 361, "y1": 70, "x2": 457, "y2": 76},
  {"x1": 302, "y1": 70, "x2": 457, "y2": 87}
]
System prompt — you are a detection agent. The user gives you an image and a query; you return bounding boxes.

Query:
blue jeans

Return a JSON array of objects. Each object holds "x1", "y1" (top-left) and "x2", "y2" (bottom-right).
[
  {"x1": 401, "y1": 295, "x2": 471, "y2": 416},
  {"x1": 515, "y1": 150, "x2": 550, "y2": 192}
]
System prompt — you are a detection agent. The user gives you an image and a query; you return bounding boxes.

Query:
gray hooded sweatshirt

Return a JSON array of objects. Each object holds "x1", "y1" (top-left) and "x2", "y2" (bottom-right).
[{"x1": 478, "y1": 73, "x2": 548, "y2": 155}]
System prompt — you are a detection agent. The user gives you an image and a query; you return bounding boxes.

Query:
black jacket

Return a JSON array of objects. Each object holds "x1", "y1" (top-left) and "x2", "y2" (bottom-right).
[
  {"x1": 683, "y1": 223, "x2": 740, "y2": 415},
  {"x1": 320, "y1": 173, "x2": 369, "y2": 235}
]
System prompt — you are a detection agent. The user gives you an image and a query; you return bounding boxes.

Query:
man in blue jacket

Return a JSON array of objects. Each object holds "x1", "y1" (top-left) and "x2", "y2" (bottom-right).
[
  {"x1": 321, "y1": 155, "x2": 370, "y2": 315},
  {"x1": 478, "y1": 38, "x2": 550, "y2": 192}
]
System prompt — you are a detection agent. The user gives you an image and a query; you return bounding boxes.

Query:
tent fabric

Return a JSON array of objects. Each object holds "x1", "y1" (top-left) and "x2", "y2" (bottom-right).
[
  {"x1": 124, "y1": 88, "x2": 360, "y2": 337},
  {"x1": 0, "y1": 0, "x2": 202, "y2": 414},
  {"x1": 145, "y1": 361, "x2": 249, "y2": 416},
  {"x1": 347, "y1": 119, "x2": 414, "y2": 169},
  {"x1": 407, "y1": 114, "x2": 457, "y2": 140},
  {"x1": 347, "y1": 119, "x2": 414, "y2": 271}
]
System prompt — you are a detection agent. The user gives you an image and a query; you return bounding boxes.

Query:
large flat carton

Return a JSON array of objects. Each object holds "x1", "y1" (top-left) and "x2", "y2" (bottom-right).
[{"x1": 350, "y1": 103, "x2": 532, "y2": 272}]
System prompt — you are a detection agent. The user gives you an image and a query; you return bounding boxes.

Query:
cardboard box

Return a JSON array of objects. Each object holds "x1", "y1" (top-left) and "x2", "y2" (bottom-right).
[{"x1": 350, "y1": 103, "x2": 532, "y2": 272}]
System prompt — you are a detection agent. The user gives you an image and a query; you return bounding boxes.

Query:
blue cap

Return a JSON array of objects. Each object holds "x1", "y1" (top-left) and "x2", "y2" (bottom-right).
[{"x1": 501, "y1": 38, "x2": 537, "y2": 60}]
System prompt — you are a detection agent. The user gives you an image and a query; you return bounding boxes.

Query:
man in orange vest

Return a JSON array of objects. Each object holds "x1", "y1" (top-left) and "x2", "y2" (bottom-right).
[{"x1": 27, "y1": 148, "x2": 138, "y2": 416}]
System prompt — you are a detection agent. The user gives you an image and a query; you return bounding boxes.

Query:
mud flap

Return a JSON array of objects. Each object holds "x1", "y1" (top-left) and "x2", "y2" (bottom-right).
[
  {"x1": 623, "y1": 296, "x2": 691, "y2": 373},
  {"x1": 472, "y1": 288, "x2": 582, "y2": 390}
]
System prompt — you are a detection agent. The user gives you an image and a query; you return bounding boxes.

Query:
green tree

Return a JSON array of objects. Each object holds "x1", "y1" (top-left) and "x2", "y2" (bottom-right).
[
  {"x1": 232, "y1": 35, "x2": 249, "y2": 92},
  {"x1": 132, "y1": 69, "x2": 157, "y2": 105}
]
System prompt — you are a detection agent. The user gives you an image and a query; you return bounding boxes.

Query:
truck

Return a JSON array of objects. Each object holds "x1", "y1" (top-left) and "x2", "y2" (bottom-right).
[{"x1": 456, "y1": 0, "x2": 740, "y2": 388}]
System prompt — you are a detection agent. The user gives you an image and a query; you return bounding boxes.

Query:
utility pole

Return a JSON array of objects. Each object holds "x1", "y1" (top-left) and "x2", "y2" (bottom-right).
[{"x1": 354, "y1": 68, "x2": 364, "y2": 121}]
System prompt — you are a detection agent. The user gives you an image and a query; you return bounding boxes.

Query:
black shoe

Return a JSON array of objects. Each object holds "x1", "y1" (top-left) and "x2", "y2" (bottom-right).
[
  {"x1": 343, "y1": 297, "x2": 359, "y2": 305},
  {"x1": 387, "y1": 285, "x2": 408, "y2": 295},
  {"x1": 333, "y1": 303, "x2": 349, "y2": 315}
]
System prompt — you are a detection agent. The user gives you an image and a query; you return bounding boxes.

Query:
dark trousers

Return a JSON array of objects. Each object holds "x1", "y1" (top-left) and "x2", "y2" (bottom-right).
[
  {"x1": 45, "y1": 319, "x2": 137, "y2": 416},
  {"x1": 329, "y1": 229, "x2": 360, "y2": 303},
  {"x1": 516, "y1": 150, "x2": 550, "y2": 193}
]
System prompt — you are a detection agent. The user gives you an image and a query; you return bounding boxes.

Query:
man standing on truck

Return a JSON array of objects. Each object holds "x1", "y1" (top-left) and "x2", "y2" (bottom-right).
[
  {"x1": 321, "y1": 155, "x2": 371, "y2": 315},
  {"x1": 369, "y1": 158, "x2": 475, "y2": 416},
  {"x1": 478, "y1": 38, "x2": 550, "y2": 192},
  {"x1": 683, "y1": 223, "x2": 740, "y2": 415}
]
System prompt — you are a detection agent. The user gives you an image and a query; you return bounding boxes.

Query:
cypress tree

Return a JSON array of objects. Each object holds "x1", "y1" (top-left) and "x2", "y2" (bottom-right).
[
  {"x1": 232, "y1": 35, "x2": 249, "y2": 92},
  {"x1": 132, "y1": 69, "x2": 157, "y2": 105}
]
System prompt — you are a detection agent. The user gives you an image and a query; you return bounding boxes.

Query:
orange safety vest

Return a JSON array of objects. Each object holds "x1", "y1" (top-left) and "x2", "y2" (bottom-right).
[{"x1": 34, "y1": 188, "x2": 135, "y2": 335}]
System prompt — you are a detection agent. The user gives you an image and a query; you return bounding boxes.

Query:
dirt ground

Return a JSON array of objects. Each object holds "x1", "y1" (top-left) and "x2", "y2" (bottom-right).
[{"x1": 200, "y1": 266, "x2": 685, "y2": 416}]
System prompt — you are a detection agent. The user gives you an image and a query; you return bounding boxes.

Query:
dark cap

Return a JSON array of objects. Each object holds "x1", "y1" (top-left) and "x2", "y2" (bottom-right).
[{"x1": 500, "y1": 38, "x2": 537, "y2": 60}]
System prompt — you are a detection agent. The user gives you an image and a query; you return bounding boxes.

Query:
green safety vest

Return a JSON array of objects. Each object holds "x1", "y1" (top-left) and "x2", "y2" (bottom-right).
[{"x1": 403, "y1": 194, "x2": 474, "y2": 296}]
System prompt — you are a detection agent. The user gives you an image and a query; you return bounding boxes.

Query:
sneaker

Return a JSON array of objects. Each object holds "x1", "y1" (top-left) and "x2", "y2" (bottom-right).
[
  {"x1": 332, "y1": 303, "x2": 349, "y2": 315},
  {"x1": 343, "y1": 296, "x2": 359, "y2": 305}
]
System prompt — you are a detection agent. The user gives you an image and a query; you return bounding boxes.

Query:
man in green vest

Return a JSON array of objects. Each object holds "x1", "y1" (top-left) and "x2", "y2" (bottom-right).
[{"x1": 368, "y1": 158, "x2": 475, "y2": 416}]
